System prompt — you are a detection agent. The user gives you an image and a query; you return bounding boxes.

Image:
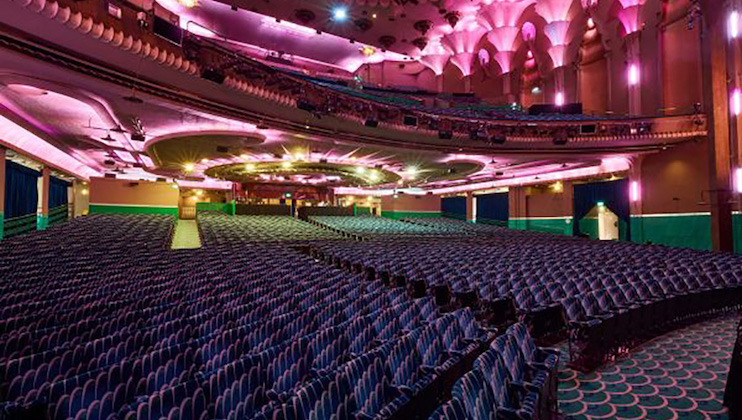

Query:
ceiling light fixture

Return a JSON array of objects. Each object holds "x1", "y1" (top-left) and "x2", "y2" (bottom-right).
[{"x1": 333, "y1": 7, "x2": 348, "y2": 21}]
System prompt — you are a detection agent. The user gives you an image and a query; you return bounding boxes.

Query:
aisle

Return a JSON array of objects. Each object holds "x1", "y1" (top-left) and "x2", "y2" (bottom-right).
[
  {"x1": 558, "y1": 315, "x2": 738, "y2": 420},
  {"x1": 171, "y1": 219, "x2": 202, "y2": 249}
]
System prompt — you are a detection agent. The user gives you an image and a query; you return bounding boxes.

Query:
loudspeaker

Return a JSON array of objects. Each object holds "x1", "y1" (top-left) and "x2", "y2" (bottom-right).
[
  {"x1": 297, "y1": 99, "x2": 317, "y2": 112},
  {"x1": 553, "y1": 134, "x2": 568, "y2": 145},
  {"x1": 365, "y1": 119, "x2": 379, "y2": 128},
  {"x1": 403, "y1": 115, "x2": 418, "y2": 126},
  {"x1": 201, "y1": 68, "x2": 225, "y2": 84},
  {"x1": 580, "y1": 124, "x2": 597, "y2": 135},
  {"x1": 438, "y1": 130, "x2": 452, "y2": 139}
]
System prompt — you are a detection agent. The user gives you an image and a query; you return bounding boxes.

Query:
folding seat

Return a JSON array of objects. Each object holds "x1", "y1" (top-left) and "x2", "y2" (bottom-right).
[
  {"x1": 266, "y1": 340, "x2": 309, "y2": 402},
  {"x1": 427, "y1": 398, "x2": 469, "y2": 420},
  {"x1": 559, "y1": 296, "x2": 604, "y2": 371},
  {"x1": 352, "y1": 356, "x2": 400, "y2": 420},
  {"x1": 450, "y1": 370, "x2": 498, "y2": 420},
  {"x1": 474, "y1": 348, "x2": 539, "y2": 420}
]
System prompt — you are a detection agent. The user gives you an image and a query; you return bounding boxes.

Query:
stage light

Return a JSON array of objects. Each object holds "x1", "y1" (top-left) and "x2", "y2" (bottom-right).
[
  {"x1": 736, "y1": 168, "x2": 742, "y2": 193},
  {"x1": 333, "y1": 7, "x2": 348, "y2": 21},
  {"x1": 195, "y1": 189, "x2": 203, "y2": 196},
  {"x1": 628, "y1": 64, "x2": 640, "y2": 86},
  {"x1": 597, "y1": 201, "x2": 605, "y2": 207},
  {"x1": 183, "y1": 163, "x2": 195, "y2": 172},
  {"x1": 178, "y1": 0, "x2": 197, "y2": 8},
  {"x1": 356, "y1": 166, "x2": 366, "y2": 174},
  {"x1": 531, "y1": 86, "x2": 540, "y2": 94},
  {"x1": 369, "y1": 171, "x2": 379, "y2": 181},
  {"x1": 732, "y1": 89, "x2": 741, "y2": 116},
  {"x1": 201, "y1": 158, "x2": 209, "y2": 164},
  {"x1": 281, "y1": 161, "x2": 292, "y2": 169},
  {"x1": 245, "y1": 163, "x2": 255, "y2": 171},
  {"x1": 81, "y1": 189, "x2": 88, "y2": 196}
]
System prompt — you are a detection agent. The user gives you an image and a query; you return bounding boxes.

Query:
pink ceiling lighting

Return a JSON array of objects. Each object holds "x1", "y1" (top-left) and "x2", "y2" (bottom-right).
[
  {"x1": 420, "y1": 39, "x2": 452, "y2": 76},
  {"x1": 432, "y1": 158, "x2": 631, "y2": 194},
  {"x1": 441, "y1": 18, "x2": 487, "y2": 76},
  {"x1": 535, "y1": 0, "x2": 577, "y2": 68},
  {"x1": 616, "y1": 0, "x2": 648, "y2": 34},
  {"x1": 478, "y1": 0, "x2": 535, "y2": 74},
  {"x1": 0, "y1": 115, "x2": 100, "y2": 179}
]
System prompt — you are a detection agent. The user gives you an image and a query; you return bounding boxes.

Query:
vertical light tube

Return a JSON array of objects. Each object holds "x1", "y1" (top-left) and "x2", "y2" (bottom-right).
[
  {"x1": 630, "y1": 181, "x2": 640, "y2": 202},
  {"x1": 555, "y1": 92, "x2": 565, "y2": 106},
  {"x1": 628, "y1": 63, "x2": 640, "y2": 86}
]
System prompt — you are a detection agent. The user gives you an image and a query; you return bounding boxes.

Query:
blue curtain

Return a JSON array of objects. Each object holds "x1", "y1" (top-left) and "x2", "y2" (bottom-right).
[
  {"x1": 5, "y1": 161, "x2": 40, "y2": 219},
  {"x1": 476, "y1": 193, "x2": 508, "y2": 222},
  {"x1": 573, "y1": 179, "x2": 630, "y2": 238},
  {"x1": 50, "y1": 177, "x2": 71, "y2": 208},
  {"x1": 442, "y1": 196, "x2": 467, "y2": 219}
]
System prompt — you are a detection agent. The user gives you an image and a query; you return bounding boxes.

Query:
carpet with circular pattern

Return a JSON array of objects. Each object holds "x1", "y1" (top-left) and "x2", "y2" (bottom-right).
[{"x1": 558, "y1": 315, "x2": 739, "y2": 420}]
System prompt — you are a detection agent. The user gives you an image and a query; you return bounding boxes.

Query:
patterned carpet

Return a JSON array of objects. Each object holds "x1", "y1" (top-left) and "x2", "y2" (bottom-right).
[{"x1": 558, "y1": 315, "x2": 739, "y2": 420}]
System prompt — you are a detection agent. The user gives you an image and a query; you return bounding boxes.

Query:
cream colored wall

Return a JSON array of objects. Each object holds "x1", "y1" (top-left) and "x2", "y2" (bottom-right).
[{"x1": 89, "y1": 177, "x2": 179, "y2": 207}]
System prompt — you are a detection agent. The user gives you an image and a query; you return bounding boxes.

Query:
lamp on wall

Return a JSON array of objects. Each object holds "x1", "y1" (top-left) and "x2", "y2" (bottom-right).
[
  {"x1": 630, "y1": 181, "x2": 640, "y2": 202},
  {"x1": 555, "y1": 92, "x2": 565, "y2": 107},
  {"x1": 730, "y1": 11, "x2": 740, "y2": 39},
  {"x1": 628, "y1": 64, "x2": 640, "y2": 86}
]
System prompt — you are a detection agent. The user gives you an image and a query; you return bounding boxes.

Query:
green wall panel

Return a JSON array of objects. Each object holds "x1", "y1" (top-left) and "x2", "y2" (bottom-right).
[
  {"x1": 90, "y1": 204, "x2": 179, "y2": 217},
  {"x1": 196, "y1": 202, "x2": 232, "y2": 214},
  {"x1": 441, "y1": 212, "x2": 466, "y2": 220},
  {"x1": 630, "y1": 214, "x2": 711, "y2": 250},
  {"x1": 509, "y1": 218, "x2": 573, "y2": 235},
  {"x1": 36, "y1": 214, "x2": 49, "y2": 231},
  {"x1": 475, "y1": 218, "x2": 508, "y2": 227},
  {"x1": 735, "y1": 214, "x2": 742, "y2": 254},
  {"x1": 355, "y1": 206, "x2": 372, "y2": 216},
  {"x1": 381, "y1": 211, "x2": 441, "y2": 220},
  {"x1": 579, "y1": 218, "x2": 599, "y2": 239}
]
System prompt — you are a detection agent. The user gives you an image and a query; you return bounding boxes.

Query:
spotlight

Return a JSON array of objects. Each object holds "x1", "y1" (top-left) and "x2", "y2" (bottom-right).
[
  {"x1": 183, "y1": 163, "x2": 195, "y2": 172},
  {"x1": 333, "y1": 7, "x2": 348, "y2": 21}
]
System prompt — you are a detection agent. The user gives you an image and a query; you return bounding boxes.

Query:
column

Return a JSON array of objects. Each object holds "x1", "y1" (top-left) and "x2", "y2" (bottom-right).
[
  {"x1": 465, "y1": 192, "x2": 474, "y2": 222},
  {"x1": 37, "y1": 166, "x2": 50, "y2": 230},
  {"x1": 0, "y1": 148, "x2": 5, "y2": 240},
  {"x1": 628, "y1": 156, "x2": 645, "y2": 243},
  {"x1": 701, "y1": 7, "x2": 734, "y2": 252},
  {"x1": 508, "y1": 186, "x2": 527, "y2": 229}
]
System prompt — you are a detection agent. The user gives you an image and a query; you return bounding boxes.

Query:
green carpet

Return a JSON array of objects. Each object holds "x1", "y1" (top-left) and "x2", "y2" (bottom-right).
[
  {"x1": 558, "y1": 315, "x2": 738, "y2": 420},
  {"x1": 171, "y1": 220, "x2": 202, "y2": 249}
]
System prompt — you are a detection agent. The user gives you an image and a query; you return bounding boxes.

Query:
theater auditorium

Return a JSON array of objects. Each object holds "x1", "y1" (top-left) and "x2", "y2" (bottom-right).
[{"x1": 1, "y1": 0, "x2": 742, "y2": 419}]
